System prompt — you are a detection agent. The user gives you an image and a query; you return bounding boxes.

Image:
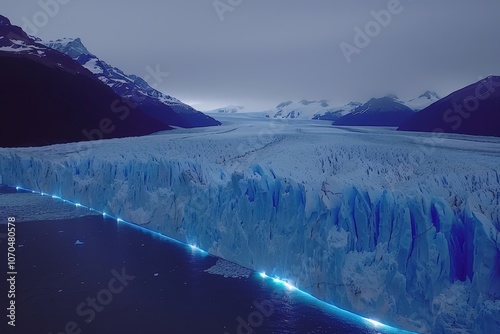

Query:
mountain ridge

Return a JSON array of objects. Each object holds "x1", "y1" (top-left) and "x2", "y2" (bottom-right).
[
  {"x1": 269, "y1": 92, "x2": 440, "y2": 121},
  {"x1": 42, "y1": 37, "x2": 220, "y2": 128},
  {"x1": 398, "y1": 76, "x2": 500, "y2": 137},
  {"x1": 0, "y1": 14, "x2": 172, "y2": 147}
]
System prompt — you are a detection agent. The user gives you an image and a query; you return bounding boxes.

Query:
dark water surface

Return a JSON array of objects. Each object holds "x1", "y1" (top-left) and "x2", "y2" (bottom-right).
[{"x1": 0, "y1": 187, "x2": 410, "y2": 334}]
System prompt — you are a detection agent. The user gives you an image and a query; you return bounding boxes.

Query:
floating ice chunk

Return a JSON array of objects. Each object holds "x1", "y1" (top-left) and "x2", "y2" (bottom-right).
[{"x1": 204, "y1": 259, "x2": 252, "y2": 279}]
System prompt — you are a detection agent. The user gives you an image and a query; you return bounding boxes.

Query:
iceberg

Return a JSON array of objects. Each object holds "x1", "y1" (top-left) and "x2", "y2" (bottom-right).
[{"x1": 0, "y1": 117, "x2": 498, "y2": 333}]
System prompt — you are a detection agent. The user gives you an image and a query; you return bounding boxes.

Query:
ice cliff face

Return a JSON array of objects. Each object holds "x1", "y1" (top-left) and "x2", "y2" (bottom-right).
[{"x1": 0, "y1": 120, "x2": 498, "y2": 333}]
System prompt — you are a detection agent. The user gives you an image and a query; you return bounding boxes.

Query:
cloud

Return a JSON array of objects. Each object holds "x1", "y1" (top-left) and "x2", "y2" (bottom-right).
[{"x1": 2, "y1": 0, "x2": 500, "y2": 111}]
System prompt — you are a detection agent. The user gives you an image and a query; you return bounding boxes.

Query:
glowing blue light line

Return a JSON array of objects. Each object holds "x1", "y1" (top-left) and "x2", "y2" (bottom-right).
[
  {"x1": 256, "y1": 272, "x2": 415, "y2": 333},
  {"x1": 13, "y1": 185, "x2": 414, "y2": 333},
  {"x1": 13, "y1": 185, "x2": 205, "y2": 255}
]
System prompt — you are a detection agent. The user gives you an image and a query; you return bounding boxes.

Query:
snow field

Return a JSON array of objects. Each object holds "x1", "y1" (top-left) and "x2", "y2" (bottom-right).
[{"x1": 0, "y1": 115, "x2": 498, "y2": 333}]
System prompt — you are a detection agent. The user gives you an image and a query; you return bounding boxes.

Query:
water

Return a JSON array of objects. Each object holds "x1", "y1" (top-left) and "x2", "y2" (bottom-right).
[{"x1": 0, "y1": 187, "x2": 411, "y2": 334}]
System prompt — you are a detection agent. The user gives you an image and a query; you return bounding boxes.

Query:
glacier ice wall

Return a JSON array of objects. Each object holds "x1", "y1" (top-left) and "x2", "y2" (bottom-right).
[{"x1": 0, "y1": 133, "x2": 499, "y2": 333}]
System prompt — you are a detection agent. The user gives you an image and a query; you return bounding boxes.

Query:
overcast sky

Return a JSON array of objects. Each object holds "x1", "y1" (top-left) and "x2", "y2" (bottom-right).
[{"x1": 2, "y1": 0, "x2": 500, "y2": 111}]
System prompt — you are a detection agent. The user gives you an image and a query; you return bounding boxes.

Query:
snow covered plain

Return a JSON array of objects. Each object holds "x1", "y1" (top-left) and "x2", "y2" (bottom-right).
[{"x1": 0, "y1": 114, "x2": 499, "y2": 333}]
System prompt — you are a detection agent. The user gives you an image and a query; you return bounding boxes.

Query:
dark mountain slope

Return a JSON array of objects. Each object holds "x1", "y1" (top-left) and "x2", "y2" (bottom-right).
[{"x1": 398, "y1": 77, "x2": 500, "y2": 137}]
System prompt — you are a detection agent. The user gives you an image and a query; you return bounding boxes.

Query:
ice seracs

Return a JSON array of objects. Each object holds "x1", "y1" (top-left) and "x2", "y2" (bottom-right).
[{"x1": 1, "y1": 117, "x2": 498, "y2": 333}]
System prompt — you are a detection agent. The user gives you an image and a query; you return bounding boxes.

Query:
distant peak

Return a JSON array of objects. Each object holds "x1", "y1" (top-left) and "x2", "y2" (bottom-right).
[
  {"x1": 418, "y1": 91, "x2": 439, "y2": 100},
  {"x1": 298, "y1": 99, "x2": 330, "y2": 107},
  {"x1": 483, "y1": 75, "x2": 499, "y2": 80},
  {"x1": 70, "y1": 37, "x2": 84, "y2": 46},
  {"x1": 210, "y1": 105, "x2": 244, "y2": 113},
  {"x1": 348, "y1": 101, "x2": 362, "y2": 106},
  {"x1": 42, "y1": 37, "x2": 92, "y2": 56},
  {"x1": 385, "y1": 94, "x2": 400, "y2": 101},
  {"x1": 276, "y1": 100, "x2": 293, "y2": 108},
  {"x1": 48, "y1": 37, "x2": 82, "y2": 47},
  {"x1": 0, "y1": 14, "x2": 11, "y2": 26}
]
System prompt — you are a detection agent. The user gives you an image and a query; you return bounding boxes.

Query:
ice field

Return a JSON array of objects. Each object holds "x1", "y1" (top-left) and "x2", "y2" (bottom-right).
[{"x1": 1, "y1": 114, "x2": 499, "y2": 333}]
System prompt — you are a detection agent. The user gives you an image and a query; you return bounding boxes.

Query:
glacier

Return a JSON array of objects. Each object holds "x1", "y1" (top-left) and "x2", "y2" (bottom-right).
[{"x1": 0, "y1": 115, "x2": 499, "y2": 333}]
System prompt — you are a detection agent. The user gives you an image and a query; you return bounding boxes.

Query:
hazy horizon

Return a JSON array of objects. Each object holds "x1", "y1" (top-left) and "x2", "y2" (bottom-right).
[{"x1": 2, "y1": 0, "x2": 500, "y2": 112}]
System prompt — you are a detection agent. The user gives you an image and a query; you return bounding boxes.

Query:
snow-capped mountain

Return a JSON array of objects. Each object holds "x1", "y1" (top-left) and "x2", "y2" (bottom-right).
[
  {"x1": 206, "y1": 105, "x2": 245, "y2": 114},
  {"x1": 270, "y1": 100, "x2": 361, "y2": 120},
  {"x1": 269, "y1": 92, "x2": 440, "y2": 122},
  {"x1": 312, "y1": 102, "x2": 362, "y2": 121},
  {"x1": 0, "y1": 17, "x2": 93, "y2": 76},
  {"x1": 42, "y1": 38, "x2": 220, "y2": 128},
  {"x1": 0, "y1": 14, "x2": 171, "y2": 147},
  {"x1": 333, "y1": 96, "x2": 414, "y2": 126},
  {"x1": 403, "y1": 90, "x2": 440, "y2": 111},
  {"x1": 399, "y1": 77, "x2": 500, "y2": 137}
]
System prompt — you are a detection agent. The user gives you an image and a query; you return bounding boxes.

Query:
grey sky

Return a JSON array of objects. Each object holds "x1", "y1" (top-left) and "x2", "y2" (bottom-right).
[{"x1": 2, "y1": 0, "x2": 500, "y2": 111}]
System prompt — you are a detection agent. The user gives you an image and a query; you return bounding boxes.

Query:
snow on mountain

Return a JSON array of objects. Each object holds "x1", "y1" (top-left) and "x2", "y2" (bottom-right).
[
  {"x1": 41, "y1": 38, "x2": 220, "y2": 128},
  {"x1": 0, "y1": 14, "x2": 171, "y2": 147},
  {"x1": 403, "y1": 91, "x2": 440, "y2": 111},
  {"x1": 206, "y1": 105, "x2": 246, "y2": 114},
  {"x1": 42, "y1": 38, "x2": 180, "y2": 103},
  {"x1": 1, "y1": 118, "x2": 499, "y2": 333},
  {"x1": 399, "y1": 77, "x2": 500, "y2": 137},
  {"x1": 269, "y1": 92, "x2": 440, "y2": 122},
  {"x1": 43, "y1": 37, "x2": 93, "y2": 59},
  {"x1": 270, "y1": 100, "x2": 361, "y2": 120},
  {"x1": 0, "y1": 16, "x2": 41, "y2": 53},
  {"x1": 334, "y1": 96, "x2": 414, "y2": 126},
  {"x1": 0, "y1": 16, "x2": 87, "y2": 73},
  {"x1": 0, "y1": 37, "x2": 42, "y2": 53}
]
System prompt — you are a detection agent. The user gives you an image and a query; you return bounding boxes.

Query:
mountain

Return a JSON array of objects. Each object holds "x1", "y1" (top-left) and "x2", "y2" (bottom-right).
[
  {"x1": 269, "y1": 92, "x2": 439, "y2": 122},
  {"x1": 404, "y1": 91, "x2": 440, "y2": 111},
  {"x1": 205, "y1": 105, "x2": 245, "y2": 114},
  {"x1": 0, "y1": 14, "x2": 171, "y2": 147},
  {"x1": 270, "y1": 100, "x2": 361, "y2": 120},
  {"x1": 333, "y1": 96, "x2": 414, "y2": 126},
  {"x1": 42, "y1": 38, "x2": 220, "y2": 128},
  {"x1": 398, "y1": 77, "x2": 500, "y2": 137},
  {"x1": 312, "y1": 102, "x2": 362, "y2": 121}
]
